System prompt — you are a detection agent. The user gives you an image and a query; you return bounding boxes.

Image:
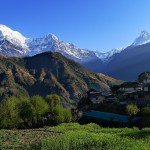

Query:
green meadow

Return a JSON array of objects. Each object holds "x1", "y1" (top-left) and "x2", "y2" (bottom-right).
[{"x1": 0, "y1": 123, "x2": 150, "y2": 150}]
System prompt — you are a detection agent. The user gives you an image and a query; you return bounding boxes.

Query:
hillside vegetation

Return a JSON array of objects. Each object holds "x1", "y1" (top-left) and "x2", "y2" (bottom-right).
[{"x1": 0, "y1": 52, "x2": 121, "y2": 105}]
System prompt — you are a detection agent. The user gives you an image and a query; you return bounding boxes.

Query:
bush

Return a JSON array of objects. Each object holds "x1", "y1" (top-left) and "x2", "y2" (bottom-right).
[
  {"x1": 126, "y1": 104, "x2": 139, "y2": 116},
  {"x1": 141, "y1": 106, "x2": 150, "y2": 116}
]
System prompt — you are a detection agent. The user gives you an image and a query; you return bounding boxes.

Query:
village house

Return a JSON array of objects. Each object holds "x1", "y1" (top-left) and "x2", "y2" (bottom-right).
[
  {"x1": 143, "y1": 83, "x2": 150, "y2": 92},
  {"x1": 117, "y1": 81, "x2": 150, "y2": 105},
  {"x1": 118, "y1": 82, "x2": 143, "y2": 93},
  {"x1": 87, "y1": 89, "x2": 105, "y2": 104},
  {"x1": 87, "y1": 89, "x2": 118, "y2": 104},
  {"x1": 87, "y1": 77, "x2": 150, "y2": 106},
  {"x1": 143, "y1": 78, "x2": 150, "y2": 84},
  {"x1": 105, "y1": 95, "x2": 119, "y2": 103}
]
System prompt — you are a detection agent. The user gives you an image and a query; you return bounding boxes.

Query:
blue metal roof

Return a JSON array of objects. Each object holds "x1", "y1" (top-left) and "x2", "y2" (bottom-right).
[{"x1": 83, "y1": 110, "x2": 140, "y2": 123}]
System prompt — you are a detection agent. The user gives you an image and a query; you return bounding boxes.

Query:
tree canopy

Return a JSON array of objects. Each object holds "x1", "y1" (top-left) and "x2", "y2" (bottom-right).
[{"x1": 0, "y1": 94, "x2": 72, "y2": 129}]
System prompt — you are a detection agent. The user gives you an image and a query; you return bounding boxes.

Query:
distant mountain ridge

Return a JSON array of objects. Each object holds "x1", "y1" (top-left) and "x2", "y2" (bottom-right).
[
  {"x1": 1, "y1": 24, "x2": 150, "y2": 81},
  {"x1": 82, "y1": 30, "x2": 150, "y2": 81},
  {"x1": 1, "y1": 24, "x2": 150, "y2": 63},
  {"x1": 1, "y1": 24, "x2": 147, "y2": 63},
  {"x1": 0, "y1": 24, "x2": 98, "y2": 63},
  {"x1": 102, "y1": 42, "x2": 150, "y2": 81}
]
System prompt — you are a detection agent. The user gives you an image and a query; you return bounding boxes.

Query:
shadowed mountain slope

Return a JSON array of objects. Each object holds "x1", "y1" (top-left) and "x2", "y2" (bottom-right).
[{"x1": 0, "y1": 52, "x2": 120, "y2": 106}]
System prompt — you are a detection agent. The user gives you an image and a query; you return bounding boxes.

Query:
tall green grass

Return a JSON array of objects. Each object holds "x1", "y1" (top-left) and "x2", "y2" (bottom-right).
[{"x1": 26, "y1": 123, "x2": 150, "y2": 150}]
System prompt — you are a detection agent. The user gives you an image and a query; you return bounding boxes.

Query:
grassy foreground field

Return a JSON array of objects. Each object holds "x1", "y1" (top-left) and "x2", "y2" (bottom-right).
[{"x1": 0, "y1": 123, "x2": 150, "y2": 150}]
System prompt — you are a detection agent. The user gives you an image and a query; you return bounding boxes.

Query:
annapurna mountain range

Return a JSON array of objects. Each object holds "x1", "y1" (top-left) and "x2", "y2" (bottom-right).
[
  {"x1": 1, "y1": 24, "x2": 150, "y2": 81},
  {"x1": 0, "y1": 24, "x2": 97, "y2": 62}
]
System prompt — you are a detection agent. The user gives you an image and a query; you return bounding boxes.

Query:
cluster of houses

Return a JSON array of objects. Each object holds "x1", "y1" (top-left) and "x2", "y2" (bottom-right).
[
  {"x1": 117, "y1": 80, "x2": 150, "y2": 105},
  {"x1": 87, "y1": 78, "x2": 150, "y2": 106},
  {"x1": 79, "y1": 74, "x2": 150, "y2": 127},
  {"x1": 87, "y1": 89, "x2": 118, "y2": 104}
]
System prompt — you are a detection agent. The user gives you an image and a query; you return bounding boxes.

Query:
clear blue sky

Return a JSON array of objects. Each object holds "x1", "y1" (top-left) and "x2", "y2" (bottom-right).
[{"x1": 1, "y1": 0, "x2": 150, "y2": 51}]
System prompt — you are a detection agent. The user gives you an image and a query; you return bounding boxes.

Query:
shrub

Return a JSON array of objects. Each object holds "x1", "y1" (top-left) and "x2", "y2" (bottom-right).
[
  {"x1": 126, "y1": 104, "x2": 139, "y2": 116},
  {"x1": 141, "y1": 106, "x2": 150, "y2": 116}
]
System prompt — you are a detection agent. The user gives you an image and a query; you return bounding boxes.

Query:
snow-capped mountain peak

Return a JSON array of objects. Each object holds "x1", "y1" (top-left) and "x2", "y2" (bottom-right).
[
  {"x1": 27, "y1": 33, "x2": 58, "y2": 47},
  {"x1": 0, "y1": 24, "x2": 95, "y2": 61},
  {"x1": 0, "y1": 24, "x2": 29, "y2": 55},
  {"x1": 46, "y1": 33, "x2": 59, "y2": 41},
  {"x1": 94, "y1": 48, "x2": 124, "y2": 62},
  {"x1": 26, "y1": 33, "x2": 59, "y2": 55},
  {"x1": 26, "y1": 32, "x2": 96, "y2": 62},
  {"x1": 1, "y1": 24, "x2": 150, "y2": 64},
  {"x1": 132, "y1": 30, "x2": 150, "y2": 46},
  {"x1": 0, "y1": 24, "x2": 27, "y2": 46}
]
